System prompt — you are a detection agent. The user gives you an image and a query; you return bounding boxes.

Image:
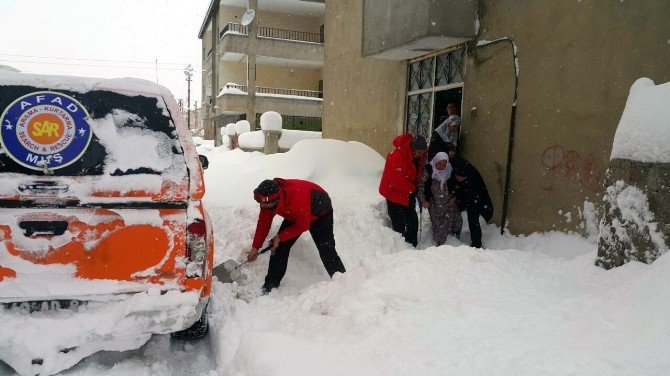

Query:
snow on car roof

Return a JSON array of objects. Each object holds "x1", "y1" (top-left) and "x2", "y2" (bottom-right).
[{"x1": 0, "y1": 71, "x2": 173, "y2": 99}]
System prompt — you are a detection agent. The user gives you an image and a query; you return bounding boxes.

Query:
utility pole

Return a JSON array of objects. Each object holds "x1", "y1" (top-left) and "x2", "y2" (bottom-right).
[
  {"x1": 184, "y1": 64, "x2": 194, "y2": 128},
  {"x1": 194, "y1": 100, "x2": 200, "y2": 134}
]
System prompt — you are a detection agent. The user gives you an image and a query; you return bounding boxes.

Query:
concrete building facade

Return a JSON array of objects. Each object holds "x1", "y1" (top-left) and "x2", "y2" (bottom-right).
[
  {"x1": 199, "y1": 0, "x2": 325, "y2": 145},
  {"x1": 322, "y1": 0, "x2": 670, "y2": 234}
]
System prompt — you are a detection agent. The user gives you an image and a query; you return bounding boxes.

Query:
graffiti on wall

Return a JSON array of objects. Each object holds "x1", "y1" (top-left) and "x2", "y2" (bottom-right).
[{"x1": 540, "y1": 144, "x2": 602, "y2": 192}]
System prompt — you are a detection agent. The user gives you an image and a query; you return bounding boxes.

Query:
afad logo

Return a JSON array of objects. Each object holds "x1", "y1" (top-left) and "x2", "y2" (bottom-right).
[{"x1": 0, "y1": 91, "x2": 93, "y2": 171}]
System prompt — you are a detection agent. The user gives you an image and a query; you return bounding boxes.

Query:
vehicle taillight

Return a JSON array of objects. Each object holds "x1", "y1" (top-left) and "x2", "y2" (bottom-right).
[{"x1": 186, "y1": 218, "x2": 207, "y2": 278}]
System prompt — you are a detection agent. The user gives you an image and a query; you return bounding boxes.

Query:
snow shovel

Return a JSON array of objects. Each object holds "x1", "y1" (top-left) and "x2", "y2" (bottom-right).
[{"x1": 213, "y1": 244, "x2": 272, "y2": 283}]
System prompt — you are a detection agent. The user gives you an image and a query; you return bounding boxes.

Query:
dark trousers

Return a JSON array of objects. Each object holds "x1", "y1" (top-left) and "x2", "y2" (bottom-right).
[
  {"x1": 386, "y1": 198, "x2": 418, "y2": 247},
  {"x1": 263, "y1": 211, "x2": 346, "y2": 290},
  {"x1": 464, "y1": 193, "x2": 492, "y2": 249},
  {"x1": 466, "y1": 205, "x2": 482, "y2": 248}
]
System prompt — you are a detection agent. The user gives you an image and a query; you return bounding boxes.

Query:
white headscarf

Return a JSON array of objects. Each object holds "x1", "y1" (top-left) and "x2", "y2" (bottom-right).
[
  {"x1": 430, "y1": 152, "x2": 452, "y2": 190},
  {"x1": 434, "y1": 115, "x2": 461, "y2": 143}
]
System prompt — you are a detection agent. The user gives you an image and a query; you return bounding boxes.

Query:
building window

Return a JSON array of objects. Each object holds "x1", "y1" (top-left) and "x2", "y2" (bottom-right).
[
  {"x1": 409, "y1": 57, "x2": 434, "y2": 91},
  {"x1": 406, "y1": 45, "x2": 466, "y2": 140},
  {"x1": 406, "y1": 93, "x2": 432, "y2": 140}
]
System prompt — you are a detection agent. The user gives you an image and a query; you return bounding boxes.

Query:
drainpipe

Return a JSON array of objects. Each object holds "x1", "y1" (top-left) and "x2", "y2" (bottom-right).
[{"x1": 472, "y1": 37, "x2": 519, "y2": 235}]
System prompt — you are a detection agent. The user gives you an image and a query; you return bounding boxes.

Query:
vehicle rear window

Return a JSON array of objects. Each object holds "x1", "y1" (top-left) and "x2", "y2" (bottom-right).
[{"x1": 0, "y1": 86, "x2": 185, "y2": 178}]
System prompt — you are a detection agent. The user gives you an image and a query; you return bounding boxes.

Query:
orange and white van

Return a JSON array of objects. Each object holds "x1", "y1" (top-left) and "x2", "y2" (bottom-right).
[{"x1": 0, "y1": 73, "x2": 213, "y2": 376}]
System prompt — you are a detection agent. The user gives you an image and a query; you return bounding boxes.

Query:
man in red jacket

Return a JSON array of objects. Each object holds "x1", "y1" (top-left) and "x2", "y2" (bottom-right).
[
  {"x1": 379, "y1": 133, "x2": 427, "y2": 247},
  {"x1": 248, "y1": 178, "x2": 346, "y2": 294}
]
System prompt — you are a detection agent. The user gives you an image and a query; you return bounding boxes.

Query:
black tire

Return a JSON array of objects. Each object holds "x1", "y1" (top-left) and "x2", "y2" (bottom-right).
[{"x1": 171, "y1": 304, "x2": 209, "y2": 340}]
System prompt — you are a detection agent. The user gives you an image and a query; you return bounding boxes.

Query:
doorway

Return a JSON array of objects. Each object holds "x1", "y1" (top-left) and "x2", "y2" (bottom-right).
[{"x1": 433, "y1": 87, "x2": 462, "y2": 130}]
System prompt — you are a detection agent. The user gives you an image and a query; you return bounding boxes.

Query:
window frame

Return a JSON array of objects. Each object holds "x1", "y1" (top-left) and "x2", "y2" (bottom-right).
[{"x1": 405, "y1": 44, "x2": 467, "y2": 140}]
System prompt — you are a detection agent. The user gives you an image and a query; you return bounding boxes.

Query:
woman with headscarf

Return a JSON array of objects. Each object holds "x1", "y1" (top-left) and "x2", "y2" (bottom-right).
[
  {"x1": 427, "y1": 114, "x2": 461, "y2": 160},
  {"x1": 420, "y1": 152, "x2": 463, "y2": 245}
]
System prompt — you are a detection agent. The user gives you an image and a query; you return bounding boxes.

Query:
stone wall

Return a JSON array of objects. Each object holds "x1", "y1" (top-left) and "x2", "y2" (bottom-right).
[{"x1": 596, "y1": 159, "x2": 670, "y2": 269}]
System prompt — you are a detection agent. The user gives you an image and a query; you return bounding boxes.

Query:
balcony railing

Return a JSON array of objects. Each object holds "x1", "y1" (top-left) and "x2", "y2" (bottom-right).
[
  {"x1": 221, "y1": 83, "x2": 247, "y2": 93},
  {"x1": 257, "y1": 86, "x2": 322, "y2": 98},
  {"x1": 219, "y1": 23, "x2": 249, "y2": 39},
  {"x1": 221, "y1": 83, "x2": 322, "y2": 99},
  {"x1": 219, "y1": 22, "x2": 323, "y2": 44},
  {"x1": 258, "y1": 26, "x2": 323, "y2": 44}
]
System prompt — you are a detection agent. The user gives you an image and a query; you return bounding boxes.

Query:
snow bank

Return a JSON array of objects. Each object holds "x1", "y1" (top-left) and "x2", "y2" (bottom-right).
[
  {"x1": 211, "y1": 247, "x2": 670, "y2": 376},
  {"x1": 610, "y1": 78, "x2": 670, "y2": 163},
  {"x1": 238, "y1": 130, "x2": 322, "y2": 150},
  {"x1": 201, "y1": 138, "x2": 670, "y2": 376},
  {"x1": 278, "y1": 130, "x2": 322, "y2": 149}
]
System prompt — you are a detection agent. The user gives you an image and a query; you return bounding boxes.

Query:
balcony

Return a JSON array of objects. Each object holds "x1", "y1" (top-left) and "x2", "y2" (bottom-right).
[
  {"x1": 216, "y1": 83, "x2": 323, "y2": 118},
  {"x1": 219, "y1": 22, "x2": 324, "y2": 65}
]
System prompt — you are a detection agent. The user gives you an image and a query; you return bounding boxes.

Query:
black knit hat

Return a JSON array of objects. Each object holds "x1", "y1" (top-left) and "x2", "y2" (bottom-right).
[
  {"x1": 411, "y1": 135, "x2": 427, "y2": 150},
  {"x1": 254, "y1": 179, "x2": 280, "y2": 204}
]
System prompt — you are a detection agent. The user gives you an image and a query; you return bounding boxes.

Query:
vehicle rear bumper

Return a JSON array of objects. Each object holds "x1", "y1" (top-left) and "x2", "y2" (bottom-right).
[{"x1": 0, "y1": 290, "x2": 206, "y2": 376}]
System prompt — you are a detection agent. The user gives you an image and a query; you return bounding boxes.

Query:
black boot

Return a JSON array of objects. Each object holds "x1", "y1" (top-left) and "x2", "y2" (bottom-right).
[{"x1": 261, "y1": 282, "x2": 276, "y2": 295}]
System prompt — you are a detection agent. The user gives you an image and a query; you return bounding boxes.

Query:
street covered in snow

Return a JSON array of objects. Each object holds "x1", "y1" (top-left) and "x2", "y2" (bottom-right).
[{"x1": 3, "y1": 140, "x2": 666, "y2": 375}]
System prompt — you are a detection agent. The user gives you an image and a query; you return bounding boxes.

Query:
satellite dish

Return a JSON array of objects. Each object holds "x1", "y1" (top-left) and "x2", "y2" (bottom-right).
[{"x1": 240, "y1": 9, "x2": 255, "y2": 26}]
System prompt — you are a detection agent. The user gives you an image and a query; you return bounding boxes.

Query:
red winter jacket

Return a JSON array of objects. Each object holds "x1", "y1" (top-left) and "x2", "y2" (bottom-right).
[
  {"x1": 379, "y1": 133, "x2": 426, "y2": 206},
  {"x1": 252, "y1": 178, "x2": 328, "y2": 249}
]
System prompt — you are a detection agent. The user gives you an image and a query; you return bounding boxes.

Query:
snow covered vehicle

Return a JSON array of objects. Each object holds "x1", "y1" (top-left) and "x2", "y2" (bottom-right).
[{"x1": 0, "y1": 72, "x2": 213, "y2": 376}]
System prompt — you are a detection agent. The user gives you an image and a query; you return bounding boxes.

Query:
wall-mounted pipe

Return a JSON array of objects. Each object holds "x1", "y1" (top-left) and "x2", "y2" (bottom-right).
[{"x1": 472, "y1": 37, "x2": 519, "y2": 235}]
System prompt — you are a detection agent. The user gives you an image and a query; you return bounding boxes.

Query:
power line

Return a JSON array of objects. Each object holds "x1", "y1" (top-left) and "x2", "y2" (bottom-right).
[
  {"x1": 0, "y1": 58, "x2": 203, "y2": 72},
  {"x1": 0, "y1": 53, "x2": 193, "y2": 66}
]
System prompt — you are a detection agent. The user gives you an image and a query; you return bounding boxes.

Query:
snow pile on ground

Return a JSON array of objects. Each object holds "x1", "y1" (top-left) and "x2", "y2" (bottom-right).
[
  {"x1": 238, "y1": 130, "x2": 322, "y2": 150},
  {"x1": 278, "y1": 130, "x2": 322, "y2": 149},
  {"x1": 610, "y1": 78, "x2": 670, "y2": 163},
  {"x1": 200, "y1": 139, "x2": 670, "y2": 375},
  {"x1": 2, "y1": 138, "x2": 668, "y2": 375}
]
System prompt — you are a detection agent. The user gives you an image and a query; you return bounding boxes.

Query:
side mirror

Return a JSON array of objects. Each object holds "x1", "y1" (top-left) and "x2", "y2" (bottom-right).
[{"x1": 198, "y1": 154, "x2": 209, "y2": 170}]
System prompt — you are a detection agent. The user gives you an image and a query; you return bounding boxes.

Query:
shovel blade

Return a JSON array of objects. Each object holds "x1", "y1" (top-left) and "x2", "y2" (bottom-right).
[{"x1": 213, "y1": 259, "x2": 242, "y2": 283}]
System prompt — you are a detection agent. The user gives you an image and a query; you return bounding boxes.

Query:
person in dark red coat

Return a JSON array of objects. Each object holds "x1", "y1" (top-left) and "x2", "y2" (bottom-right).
[
  {"x1": 248, "y1": 178, "x2": 346, "y2": 294},
  {"x1": 379, "y1": 133, "x2": 428, "y2": 247}
]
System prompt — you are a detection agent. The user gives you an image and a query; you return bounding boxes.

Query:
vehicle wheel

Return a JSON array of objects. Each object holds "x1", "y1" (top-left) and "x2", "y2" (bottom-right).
[{"x1": 171, "y1": 304, "x2": 209, "y2": 339}]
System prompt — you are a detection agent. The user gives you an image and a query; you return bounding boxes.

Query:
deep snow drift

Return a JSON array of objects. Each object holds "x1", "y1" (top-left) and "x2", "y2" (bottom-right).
[
  {"x1": 200, "y1": 140, "x2": 670, "y2": 376},
  {"x1": 1, "y1": 139, "x2": 668, "y2": 375}
]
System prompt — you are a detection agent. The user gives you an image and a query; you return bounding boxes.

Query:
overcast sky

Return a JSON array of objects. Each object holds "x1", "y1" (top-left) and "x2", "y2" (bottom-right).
[{"x1": 0, "y1": 0, "x2": 210, "y2": 108}]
